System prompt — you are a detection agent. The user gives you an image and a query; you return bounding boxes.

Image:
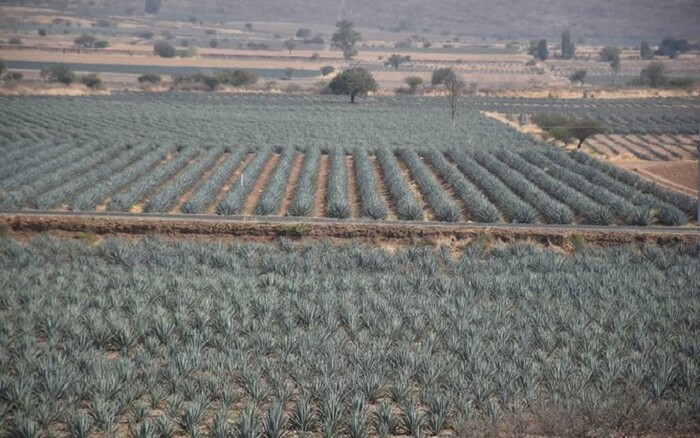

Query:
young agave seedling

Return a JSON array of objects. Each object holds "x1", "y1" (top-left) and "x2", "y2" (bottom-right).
[
  {"x1": 347, "y1": 395, "x2": 369, "y2": 438},
  {"x1": 290, "y1": 396, "x2": 316, "y2": 438},
  {"x1": 373, "y1": 401, "x2": 396, "y2": 438},
  {"x1": 211, "y1": 405, "x2": 233, "y2": 438},
  {"x1": 236, "y1": 401, "x2": 259, "y2": 438},
  {"x1": 428, "y1": 396, "x2": 451, "y2": 434},
  {"x1": 262, "y1": 400, "x2": 288, "y2": 438},
  {"x1": 155, "y1": 413, "x2": 175, "y2": 438},
  {"x1": 401, "y1": 402, "x2": 426, "y2": 438}
]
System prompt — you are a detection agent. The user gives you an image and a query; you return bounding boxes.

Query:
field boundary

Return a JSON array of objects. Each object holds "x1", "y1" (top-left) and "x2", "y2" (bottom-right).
[{"x1": 2, "y1": 211, "x2": 698, "y2": 248}]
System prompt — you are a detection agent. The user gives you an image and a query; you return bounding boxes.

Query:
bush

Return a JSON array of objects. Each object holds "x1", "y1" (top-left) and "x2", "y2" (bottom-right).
[
  {"x1": 172, "y1": 73, "x2": 219, "y2": 91},
  {"x1": 74, "y1": 34, "x2": 97, "y2": 47},
  {"x1": 296, "y1": 28, "x2": 312, "y2": 39},
  {"x1": 138, "y1": 31, "x2": 154, "y2": 39},
  {"x1": 205, "y1": 29, "x2": 217, "y2": 35},
  {"x1": 216, "y1": 69, "x2": 258, "y2": 87},
  {"x1": 4, "y1": 72, "x2": 23, "y2": 81},
  {"x1": 40, "y1": 64, "x2": 76, "y2": 85},
  {"x1": 176, "y1": 47, "x2": 197, "y2": 58},
  {"x1": 38, "y1": 29, "x2": 47, "y2": 36},
  {"x1": 138, "y1": 74, "x2": 161, "y2": 84},
  {"x1": 95, "y1": 40, "x2": 109, "y2": 48},
  {"x1": 153, "y1": 41, "x2": 176, "y2": 58},
  {"x1": 209, "y1": 39, "x2": 219, "y2": 48},
  {"x1": 320, "y1": 65, "x2": 335, "y2": 76},
  {"x1": 9, "y1": 37, "x2": 22, "y2": 45},
  {"x1": 80, "y1": 73, "x2": 103, "y2": 89},
  {"x1": 305, "y1": 35, "x2": 325, "y2": 45}
]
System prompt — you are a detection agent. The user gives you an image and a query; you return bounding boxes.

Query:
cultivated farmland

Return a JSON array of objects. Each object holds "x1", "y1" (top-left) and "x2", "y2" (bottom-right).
[
  {"x1": 1, "y1": 237, "x2": 699, "y2": 436},
  {"x1": 0, "y1": 94, "x2": 695, "y2": 225}
]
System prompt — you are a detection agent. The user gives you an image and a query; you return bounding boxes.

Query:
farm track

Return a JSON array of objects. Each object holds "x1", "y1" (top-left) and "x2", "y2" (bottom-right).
[
  {"x1": 345, "y1": 155, "x2": 360, "y2": 218},
  {"x1": 243, "y1": 153, "x2": 280, "y2": 215},
  {"x1": 369, "y1": 155, "x2": 397, "y2": 220},
  {"x1": 313, "y1": 154, "x2": 329, "y2": 218},
  {"x1": 2, "y1": 211, "x2": 698, "y2": 248},
  {"x1": 278, "y1": 152, "x2": 304, "y2": 216},
  {"x1": 206, "y1": 153, "x2": 254, "y2": 214}
]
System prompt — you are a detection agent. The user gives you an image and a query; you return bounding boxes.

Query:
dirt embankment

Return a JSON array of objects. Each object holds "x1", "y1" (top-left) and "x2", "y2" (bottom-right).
[{"x1": 2, "y1": 214, "x2": 698, "y2": 251}]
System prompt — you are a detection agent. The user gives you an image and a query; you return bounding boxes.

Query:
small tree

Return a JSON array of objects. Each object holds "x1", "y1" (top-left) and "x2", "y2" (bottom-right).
[
  {"x1": 533, "y1": 114, "x2": 607, "y2": 148},
  {"x1": 328, "y1": 67, "x2": 377, "y2": 103},
  {"x1": 536, "y1": 39, "x2": 549, "y2": 61},
  {"x1": 405, "y1": 76, "x2": 423, "y2": 94},
  {"x1": 386, "y1": 54, "x2": 410, "y2": 71},
  {"x1": 153, "y1": 41, "x2": 176, "y2": 58},
  {"x1": 331, "y1": 20, "x2": 361, "y2": 61},
  {"x1": 210, "y1": 39, "x2": 219, "y2": 48},
  {"x1": 640, "y1": 61, "x2": 667, "y2": 88},
  {"x1": 145, "y1": 0, "x2": 161, "y2": 14},
  {"x1": 245, "y1": 23, "x2": 253, "y2": 31},
  {"x1": 431, "y1": 68, "x2": 455, "y2": 86},
  {"x1": 0, "y1": 60, "x2": 5, "y2": 76},
  {"x1": 296, "y1": 28, "x2": 311, "y2": 39},
  {"x1": 640, "y1": 41, "x2": 654, "y2": 60},
  {"x1": 38, "y1": 29, "x2": 47, "y2": 36},
  {"x1": 655, "y1": 38, "x2": 689, "y2": 59},
  {"x1": 569, "y1": 70, "x2": 587, "y2": 84},
  {"x1": 599, "y1": 46, "x2": 620, "y2": 62},
  {"x1": 40, "y1": 64, "x2": 76, "y2": 85},
  {"x1": 284, "y1": 39, "x2": 297, "y2": 55},
  {"x1": 561, "y1": 29, "x2": 575, "y2": 59},
  {"x1": 320, "y1": 66, "x2": 336, "y2": 76},
  {"x1": 81, "y1": 73, "x2": 103, "y2": 89},
  {"x1": 138, "y1": 74, "x2": 161, "y2": 84},
  {"x1": 216, "y1": 69, "x2": 258, "y2": 87},
  {"x1": 443, "y1": 72, "x2": 465, "y2": 127}
]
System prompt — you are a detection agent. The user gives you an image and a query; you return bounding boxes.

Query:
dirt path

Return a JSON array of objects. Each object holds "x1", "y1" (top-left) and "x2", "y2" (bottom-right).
[
  {"x1": 394, "y1": 153, "x2": 434, "y2": 221},
  {"x1": 205, "y1": 152, "x2": 254, "y2": 215},
  {"x1": 242, "y1": 153, "x2": 280, "y2": 215},
  {"x1": 313, "y1": 154, "x2": 329, "y2": 218},
  {"x1": 421, "y1": 156, "x2": 468, "y2": 222},
  {"x1": 170, "y1": 151, "x2": 227, "y2": 213},
  {"x1": 369, "y1": 155, "x2": 397, "y2": 220},
  {"x1": 345, "y1": 155, "x2": 360, "y2": 219},
  {"x1": 278, "y1": 152, "x2": 304, "y2": 216}
]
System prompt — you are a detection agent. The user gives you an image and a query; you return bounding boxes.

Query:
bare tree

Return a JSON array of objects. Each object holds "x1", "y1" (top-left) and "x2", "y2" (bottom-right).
[{"x1": 444, "y1": 72, "x2": 465, "y2": 127}]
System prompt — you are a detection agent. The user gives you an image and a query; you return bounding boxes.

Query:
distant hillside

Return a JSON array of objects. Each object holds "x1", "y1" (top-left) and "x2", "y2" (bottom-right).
[{"x1": 8, "y1": 0, "x2": 700, "y2": 40}]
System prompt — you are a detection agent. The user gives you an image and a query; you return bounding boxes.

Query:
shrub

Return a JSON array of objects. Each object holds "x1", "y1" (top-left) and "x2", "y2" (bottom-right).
[
  {"x1": 75, "y1": 34, "x2": 98, "y2": 47},
  {"x1": 4, "y1": 72, "x2": 23, "y2": 81},
  {"x1": 320, "y1": 66, "x2": 335, "y2": 76},
  {"x1": 9, "y1": 37, "x2": 22, "y2": 45},
  {"x1": 81, "y1": 73, "x2": 103, "y2": 89},
  {"x1": 38, "y1": 29, "x2": 47, "y2": 36},
  {"x1": 138, "y1": 74, "x2": 161, "y2": 84},
  {"x1": 209, "y1": 38, "x2": 219, "y2": 48},
  {"x1": 216, "y1": 69, "x2": 258, "y2": 87},
  {"x1": 153, "y1": 41, "x2": 176, "y2": 58},
  {"x1": 40, "y1": 64, "x2": 76, "y2": 85},
  {"x1": 95, "y1": 40, "x2": 109, "y2": 48}
]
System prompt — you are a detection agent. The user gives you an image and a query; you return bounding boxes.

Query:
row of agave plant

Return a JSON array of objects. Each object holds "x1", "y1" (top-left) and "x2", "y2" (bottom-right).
[{"x1": 1, "y1": 236, "x2": 699, "y2": 436}]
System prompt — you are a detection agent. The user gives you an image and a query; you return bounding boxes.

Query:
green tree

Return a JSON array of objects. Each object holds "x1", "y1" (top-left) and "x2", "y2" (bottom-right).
[
  {"x1": 284, "y1": 39, "x2": 297, "y2": 55},
  {"x1": 209, "y1": 39, "x2": 219, "y2": 48},
  {"x1": 655, "y1": 38, "x2": 689, "y2": 59},
  {"x1": 80, "y1": 73, "x2": 103, "y2": 89},
  {"x1": 328, "y1": 68, "x2": 377, "y2": 103},
  {"x1": 296, "y1": 28, "x2": 311, "y2": 39},
  {"x1": 216, "y1": 69, "x2": 258, "y2": 87},
  {"x1": 145, "y1": 0, "x2": 161, "y2": 14},
  {"x1": 320, "y1": 65, "x2": 336, "y2": 76},
  {"x1": 386, "y1": 54, "x2": 410, "y2": 71},
  {"x1": 74, "y1": 34, "x2": 98, "y2": 47},
  {"x1": 640, "y1": 61, "x2": 667, "y2": 88},
  {"x1": 640, "y1": 41, "x2": 654, "y2": 60},
  {"x1": 599, "y1": 46, "x2": 620, "y2": 62},
  {"x1": 138, "y1": 74, "x2": 161, "y2": 84},
  {"x1": 404, "y1": 76, "x2": 423, "y2": 94},
  {"x1": 569, "y1": 70, "x2": 587, "y2": 84},
  {"x1": 153, "y1": 41, "x2": 176, "y2": 58},
  {"x1": 443, "y1": 72, "x2": 465, "y2": 127},
  {"x1": 561, "y1": 29, "x2": 575, "y2": 59},
  {"x1": 331, "y1": 20, "x2": 361, "y2": 61},
  {"x1": 533, "y1": 114, "x2": 607, "y2": 148},
  {"x1": 40, "y1": 64, "x2": 76, "y2": 85},
  {"x1": 431, "y1": 67, "x2": 455, "y2": 86},
  {"x1": 536, "y1": 39, "x2": 549, "y2": 61}
]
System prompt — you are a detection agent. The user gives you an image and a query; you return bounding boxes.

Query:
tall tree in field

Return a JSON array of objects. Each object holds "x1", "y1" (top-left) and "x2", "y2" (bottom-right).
[
  {"x1": 537, "y1": 39, "x2": 549, "y2": 61},
  {"x1": 328, "y1": 68, "x2": 377, "y2": 103},
  {"x1": 331, "y1": 20, "x2": 361, "y2": 61},
  {"x1": 641, "y1": 61, "x2": 667, "y2": 88},
  {"x1": 561, "y1": 29, "x2": 575, "y2": 59},
  {"x1": 600, "y1": 46, "x2": 621, "y2": 82},
  {"x1": 433, "y1": 68, "x2": 465, "y2": 127},
  {"x1": 386, "y1": 54, "x2": 410, "y2": 71},
  {"x1": 145, "y1": 0, "x2": 161, "y2": 14}
]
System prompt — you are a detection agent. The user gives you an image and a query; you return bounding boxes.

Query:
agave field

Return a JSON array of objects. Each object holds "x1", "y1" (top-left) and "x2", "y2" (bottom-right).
[
  {"x1": 0, "y1": 237, "x2": 699, "y2": 436},
  {"x1": 0, "y1": 94, "x2": 695, "y2": 226},
  {"x1": 474, "y1": 96, "x2": 700, "y2": 135}
]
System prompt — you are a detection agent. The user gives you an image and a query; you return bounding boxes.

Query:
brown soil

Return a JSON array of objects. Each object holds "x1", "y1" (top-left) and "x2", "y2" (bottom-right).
[
  {"x1": 206, "y1": 153, "x2": 254, "y2": 214},
  {"x1": 313, "y1": 153, "x2": 329, "y2": 218},
  {"x1": 170, "y1": 151, "x2": 227, "y2": 213},
  {"x1": 394, "y1": 153, "x2": 434, "y2": 221},
  {"x1": 277, "y1": 152, "x2": 304, "y2": 216},
  {"x1": 242, "y1": 153, "x2": 280, "y2": 215},
  {"x1": 130, "y1": 153, "x2": 201, "y2": 214},
  {"x1": 614, "y1": 160, "x2": 698, "y2": 196},
  {"x1": 3, "y1": 214, "x2": 698, "y2": 251},
  {"x1": 369, "y1": 155, "x2": 397, "y2": 220},
  {"x1": 345, "y1": 155, "x2": 360, "y2": 218}
]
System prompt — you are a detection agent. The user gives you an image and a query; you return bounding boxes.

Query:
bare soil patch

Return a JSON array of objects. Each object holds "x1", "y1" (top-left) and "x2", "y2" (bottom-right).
[
  {"x1": 313, "y1": 154, "x2": 329, "y2": 218},
  {"x1": 345, "y1": 155, "x2": 360, "y2": 218},
  {"x1": 278, "y1": 152, "x2": 304, "y2": 216},
  {"x1": 242, "y1": 153, "x2": 280, "y2": 215},
  {"x1": 614, "y1": 160, "x2": 698, "y2": 196}
]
